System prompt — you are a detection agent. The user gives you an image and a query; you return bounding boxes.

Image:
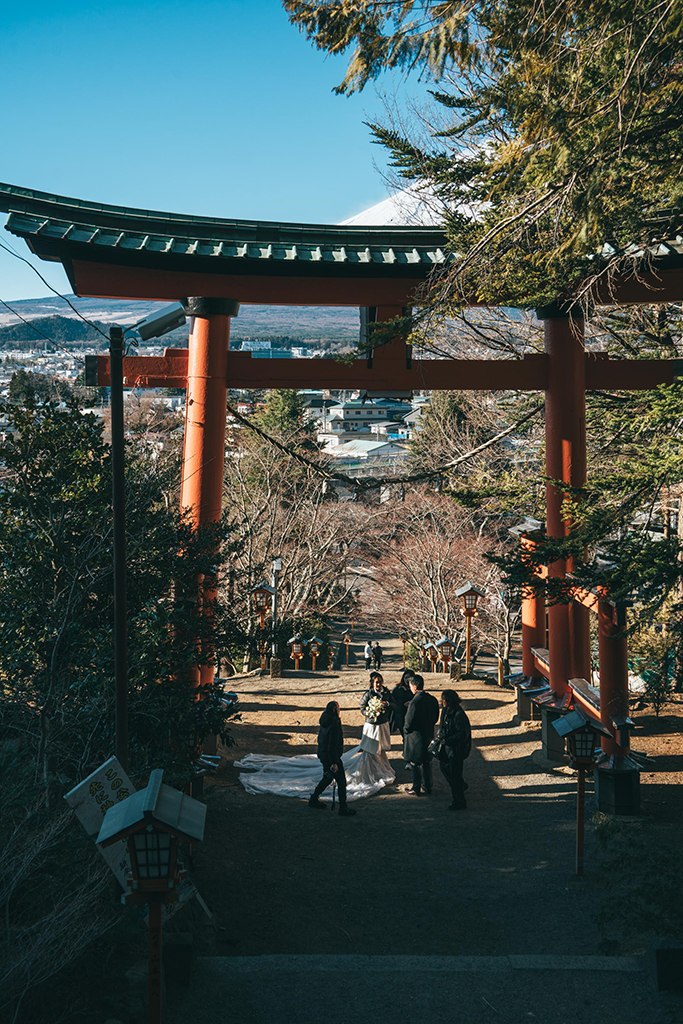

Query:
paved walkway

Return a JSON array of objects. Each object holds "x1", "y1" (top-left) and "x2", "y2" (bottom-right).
[
  {"x1": 166, "y1": 628, "x2": 681, "y2": 1024},
  {"x1": 167, "y1": 953, "x2": 676, "y2": 1024}
]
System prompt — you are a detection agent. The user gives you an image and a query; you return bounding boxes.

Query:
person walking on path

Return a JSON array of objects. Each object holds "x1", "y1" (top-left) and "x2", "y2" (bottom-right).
[
  {"x1": 403, "y1": 675, "x2": 440, "y2": 796},
  {"x1": 372, "y1": 641, "x2": 383, "y2": 670},
  {"x1": 309, "y1": 701, "x2": 356, "y2": 816},
  {"x1": 390, "y1": 670, "x2": 414, "y2": 738},
  {"x1": 364, "y1": 641, "x2": 373, "y2": 671},
  {"x1": 436, "y1": 690, "x2": 472, "y2": 810}
]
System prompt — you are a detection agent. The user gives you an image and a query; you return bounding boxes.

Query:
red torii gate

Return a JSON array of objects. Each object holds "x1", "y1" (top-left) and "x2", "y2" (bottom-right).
[{"x1": 3, "y1": 181, "x2": 683, "y2": 814}]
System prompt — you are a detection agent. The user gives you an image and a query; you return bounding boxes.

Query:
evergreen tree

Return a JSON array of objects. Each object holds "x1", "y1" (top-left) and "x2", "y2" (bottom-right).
[
  {"x1": 285, "y1": 0, "x2": 683, "y2": 308},
  {"x1": 253, "y1": 388, "x2": 312, "y2": 436}
]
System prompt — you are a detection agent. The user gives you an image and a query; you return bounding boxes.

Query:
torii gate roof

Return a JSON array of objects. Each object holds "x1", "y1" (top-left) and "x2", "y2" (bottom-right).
[
  {"x1": 2, "y1": 182, "x2": 683, "y2": 307},
  {"x1": 0, "y1": 182, "x2": 448, "y2": 306}
]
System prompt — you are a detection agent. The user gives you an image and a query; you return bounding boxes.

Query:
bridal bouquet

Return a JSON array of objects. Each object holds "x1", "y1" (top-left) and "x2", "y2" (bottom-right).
[{"x1": 365, "y1": 696, "x2": 388, "y2": 723}]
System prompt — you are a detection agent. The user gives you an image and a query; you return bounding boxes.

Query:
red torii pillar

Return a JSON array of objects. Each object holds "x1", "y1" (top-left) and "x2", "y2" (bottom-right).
[
  {"x1": 180, "y1": 297, "x2": 239, "y2": 688},
  {"x1": 521, "y1": 533, "x2": 546, "y2": 680},
  {"x1": 540, "y1": 307, "x2": 591, "y2": 694}
]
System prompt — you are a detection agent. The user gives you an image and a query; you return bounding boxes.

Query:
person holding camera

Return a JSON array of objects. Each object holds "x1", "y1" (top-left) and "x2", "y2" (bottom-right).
[
  {"x1": 309, "y1": 701, "x2": 356, "y2": 816},
  {"x1": 435, "y1": 689, "x2": 472, "y2": 810}
]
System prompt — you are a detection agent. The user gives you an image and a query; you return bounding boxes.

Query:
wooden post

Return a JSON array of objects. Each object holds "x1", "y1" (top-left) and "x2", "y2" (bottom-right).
[
  {"x1": 345, "y1": 639, "x2": 350, "y2": 666},
  {"x1": 598, "y1": 601, "x2": 629, "y2": 757},
  {"x1": 498, "y1": 657, "x2": 505, "y2": 687},
  {"x1": 148, "y1": 898, "x2": 163, "y2": 1024},
  {"x1": 312, "y1": 653, "x2": 317, "y2": 671},
  {"x1": 465, "y1": 615, "x2": 472, "y2": 675},
  {"x1": 576, "y1": 765, "x2": 586, "y2": 877}
]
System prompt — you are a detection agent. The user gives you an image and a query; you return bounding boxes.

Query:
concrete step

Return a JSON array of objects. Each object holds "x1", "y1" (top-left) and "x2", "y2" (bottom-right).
[{"x1": 165, "y1": 953, "x2": 671, "y2": 1024}]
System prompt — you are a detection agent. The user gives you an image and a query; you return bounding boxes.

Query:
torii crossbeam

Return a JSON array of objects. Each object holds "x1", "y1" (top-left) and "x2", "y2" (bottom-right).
[{"x1": 4, "y1": 181, "x2": 683, "y2": 814}]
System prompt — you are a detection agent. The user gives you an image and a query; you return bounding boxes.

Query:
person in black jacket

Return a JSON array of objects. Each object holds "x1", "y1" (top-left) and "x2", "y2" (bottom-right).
[
  {"x1": 437, "y1": 690, "x2": 472, "y2": 809},
  {"x1": 309, "y1": 701, "x2": 356, "y2": 816},
  {"x1": 403, "y1": 675, "x2": 440, "y2": 795},
  {"x1": 390, "y1": 670, "x2": 415, "y2": 737}
]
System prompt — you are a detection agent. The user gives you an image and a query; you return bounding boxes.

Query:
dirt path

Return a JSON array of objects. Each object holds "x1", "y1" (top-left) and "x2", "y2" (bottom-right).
[{"x1": 186, "y1": 628, "x2": 683, "y2": 964}]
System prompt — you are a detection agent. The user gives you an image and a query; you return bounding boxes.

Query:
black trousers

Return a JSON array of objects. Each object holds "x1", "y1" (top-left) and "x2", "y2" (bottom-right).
[
  {"x1": 411, "y1": 758, "x2": 432, "y2": 794},
  {"x1": 440, "y1": 755, "x2": 466, "y2": 805},
  {"x1": 312, "y1": 760, "x2": 347, "y2": 805}
]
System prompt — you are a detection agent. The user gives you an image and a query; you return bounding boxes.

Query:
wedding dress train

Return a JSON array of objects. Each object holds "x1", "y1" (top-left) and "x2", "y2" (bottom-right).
[{"x1": 236, "y1": 737, "x2": 396, "y2": 803}]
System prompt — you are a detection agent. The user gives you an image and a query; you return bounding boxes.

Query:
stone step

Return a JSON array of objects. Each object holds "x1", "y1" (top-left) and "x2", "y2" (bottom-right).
[{"x1": 165, "y1": 953, "x2": 669, "y2": 1024}]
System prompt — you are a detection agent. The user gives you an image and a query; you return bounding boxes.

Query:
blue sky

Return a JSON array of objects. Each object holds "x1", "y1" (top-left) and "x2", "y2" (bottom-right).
[{"x1": 0, "y1": 0, "x2": 412, "y2": 300}]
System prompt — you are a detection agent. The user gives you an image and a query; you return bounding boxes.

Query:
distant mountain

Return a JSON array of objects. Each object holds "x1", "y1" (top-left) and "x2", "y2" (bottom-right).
[
  {"x1": 0, "y1": 314, "x2": 108, "y2": 348},
  {"x1": 0, "y1": 295, "x2": 360, "y2": 347}
]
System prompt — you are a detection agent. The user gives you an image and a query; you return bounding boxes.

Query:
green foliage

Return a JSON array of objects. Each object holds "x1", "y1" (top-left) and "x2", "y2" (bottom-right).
[
  {"x1": 9, "y1": 368, "x2": 72, "y2": 405},
  {"x1": 253, "y1": 388, "x2": 311, "y2": 435},
  {"x1": 286, "y1": 0, "x2": 683, "y2": 307},
  {"x1": 629, "y1": 625, "x2": 674, "y2": 717},
  {"x1": 0, "y1": 398, "x2": 239, "y2": 788}
]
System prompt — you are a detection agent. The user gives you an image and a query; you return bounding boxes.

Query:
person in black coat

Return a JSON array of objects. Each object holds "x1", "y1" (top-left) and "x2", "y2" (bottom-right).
[
  {"x1": 372, "y1": 642, "x2": 383, "y2": 670},
  {"x1": 403, "y1": 675, "x2": 440, "y2": 795},
  {"x1": 309, "y1": 701, "x2": 356, "y2": 816},
  {"x1": 437, "y1": 689, "x2": 472, "y2": 809},
  {"x1": 390, "y1": 670, "x2": 415, "y2": 737}
]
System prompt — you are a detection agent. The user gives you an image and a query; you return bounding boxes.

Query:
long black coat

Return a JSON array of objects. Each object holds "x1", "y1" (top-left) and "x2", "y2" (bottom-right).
[
  {"x1": 317, "y1": 705, "x2": 344, "y2": 765},
  {"x1": 390, "y1": 682, "x2": 413, "y2": 733},
  {"x1": 438, "y1": 704, "x2": 472, "y2": 761},
  {"x1": 403, "y1": 690, "x2": 440, "y2": 764},
  {"x1": 360, "y1": 686, "x2": 394, "y2": 725}
]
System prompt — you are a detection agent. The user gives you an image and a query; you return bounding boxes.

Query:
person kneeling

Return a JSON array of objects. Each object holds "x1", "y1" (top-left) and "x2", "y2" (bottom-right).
[{"x1": 309, "y1": 701, "x2": 356, "y2": 816}]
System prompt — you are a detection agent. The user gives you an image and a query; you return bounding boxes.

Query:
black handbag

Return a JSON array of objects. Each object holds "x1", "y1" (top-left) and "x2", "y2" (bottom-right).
[{"x1": 428, "y1": 738, "x2": 443, "y2": 758}]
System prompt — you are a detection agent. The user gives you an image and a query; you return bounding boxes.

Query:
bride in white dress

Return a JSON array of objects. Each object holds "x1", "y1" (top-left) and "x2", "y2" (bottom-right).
[{"x1": 236, "y1": 673, "x2": 396, "y2": 802}]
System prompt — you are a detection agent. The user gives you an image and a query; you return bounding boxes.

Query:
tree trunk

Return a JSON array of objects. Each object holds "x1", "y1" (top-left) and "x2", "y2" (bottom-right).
[{"x1": 675, "y1": 489, "x2": 683, "y2": 693}]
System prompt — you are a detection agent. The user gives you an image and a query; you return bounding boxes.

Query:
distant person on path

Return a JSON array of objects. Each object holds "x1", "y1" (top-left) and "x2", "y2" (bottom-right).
[
  {"x1": 360, "y1": 672, "x2": 394, "y2": 757},
  {"x1": 436, "y1": 690, "x2": 472, "y2": 810},
  {"x1": 403, "y1": 675, "x2": 440, "y2": 796},
  {"x1": 372, "y1": 641, "x2": 383, "y2": 670},
  {"x1": 364, "y1": 641, "x2": 373, "y2": 670},
  {"x1": 309, "y1": 701, "x2": 356, "y2": 816},
  {"x1": 390, "y1": 670, "x2": 415, "y2": 738}
]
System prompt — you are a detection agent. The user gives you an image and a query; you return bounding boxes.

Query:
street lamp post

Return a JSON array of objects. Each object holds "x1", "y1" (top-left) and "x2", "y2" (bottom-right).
[
  {"x1": 109, "y1": 303, "x2": 186, "y2": 772},
  {"x1": 552, "y1": 711, "x2": 612, "y2": 875},
  {"x1": 97, "y1": 769, "x2": 206, "y2": 1024},
  {"x1": 249, "y1": 581, "x2": 275, "y2": 668},
  {"x1": 308, "y1": 637, "x2": 322, "y2": 671},
  {"x1": 288, "y1": 634, "x2": 306, "y2": 670},
  {"x1": 343, "y1": 630, "x2": 352, "y2": 667},
  {"x1": 271, "y1": 556, "x2": 283, "y2": 661},
  {"x1": 351, "y1": 587, "x2": 361, "y2": 632},
  {"x1": 455, "y1": 582, "x2": 485, "y2": 676},
  {"x1": 399, "y1": 629, "x2": 409, "y2": 668},
  {"x1": 435, "y1": 636, "x2": 455, "y2": 673}
]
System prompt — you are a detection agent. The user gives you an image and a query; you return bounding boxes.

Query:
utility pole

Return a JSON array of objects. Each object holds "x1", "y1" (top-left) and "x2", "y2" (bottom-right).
[{"x1": 109, "y1": 325, "x2": 128, "y2": 772}]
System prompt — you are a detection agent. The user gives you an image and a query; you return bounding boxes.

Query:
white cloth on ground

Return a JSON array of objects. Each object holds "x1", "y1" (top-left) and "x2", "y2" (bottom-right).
[{"x1": 235, "y1": 742, "x2": 396, "y2": 803}]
